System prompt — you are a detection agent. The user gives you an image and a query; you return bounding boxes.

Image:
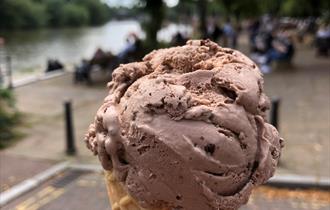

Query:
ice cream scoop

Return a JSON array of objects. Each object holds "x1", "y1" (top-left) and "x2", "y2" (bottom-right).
[{"x1": 85, "y1": 40, "x2": 284, "y2": 210}]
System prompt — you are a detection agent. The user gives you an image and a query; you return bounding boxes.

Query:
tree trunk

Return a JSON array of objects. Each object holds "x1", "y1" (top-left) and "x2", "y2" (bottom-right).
[
  {"x1": 197, "y1": 0, "x2": 208, "y2": 39},
  {"x1": 144, "y1": 0, "x2": 164, "y2": 48}
]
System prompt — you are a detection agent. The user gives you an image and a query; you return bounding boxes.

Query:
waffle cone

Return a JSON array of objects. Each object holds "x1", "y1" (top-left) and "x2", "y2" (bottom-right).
[{"x1": 104, "y1": 170, "x2": 168, "y2": 210}]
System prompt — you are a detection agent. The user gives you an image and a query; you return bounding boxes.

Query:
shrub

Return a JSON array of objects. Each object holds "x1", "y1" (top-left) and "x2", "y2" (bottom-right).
[{"x1": 0, "y1": 88, "x2": 20, "y2": 149}]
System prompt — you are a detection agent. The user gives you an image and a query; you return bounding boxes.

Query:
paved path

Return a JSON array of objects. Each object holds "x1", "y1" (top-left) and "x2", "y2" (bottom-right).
[
  {"x1": 3, "y1": 37, "x2": 330, "y2": 178},
  {"x1": 6, "y1": 72, "x2": 109, "y2": 164},
  {"x1": 262, "y1": 47, "x2": 330, "y2": 177},
  {"x1": 0, "y1": 152, "x2": 55, "y2": 193},
  {"x1": 2, "y1": 169, "x2": 329, "y2": 210}
]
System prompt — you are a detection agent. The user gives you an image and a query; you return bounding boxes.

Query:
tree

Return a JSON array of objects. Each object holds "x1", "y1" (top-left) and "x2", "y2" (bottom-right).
[
  {"x1": 259, "y1": 0, "x2": 283, "y2": 16},
  {"x1": 44, "y1": 0, "x2": 65, "y2": 27},
  {"x1": 280, "y1": 0, "x2": 329, "y2": 17},
  {"x1": 142, "y1": 0, "x2": 165, "y2": 48},
  {"x1": 61, "y1": 3, "x2": 90, "y2": 27},
  {"x1": 198, "y1": 0, "x2": 208, "y2": 38},
  {"x1": 76, "y1": 0, "x2": 110, "y2": 25},
  {"x1": 218, "y1": 0, "x2": 262, "y2": 19},
  {"x1": 0, "y1": 0, "x2": 111, "y2": 29},
  {"x1": 0, "y1": 0, "x2": 47, "y2": 29},
  {"x1": 280, "y1": 0, "x2": 315, "y2": 17}
]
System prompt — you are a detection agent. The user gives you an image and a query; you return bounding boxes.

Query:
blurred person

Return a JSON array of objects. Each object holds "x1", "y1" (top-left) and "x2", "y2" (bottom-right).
[
  {"x1": 248, "y1": 18, "x2": 261, "y2": 52},
  {"x1": 211, "y1": 23, "x2": 223, "y2": 43},
  {"x1": 0, "y1": 37, "x2": 4, "y2": 46},
  {"x1": 74, "y1": 59, "x2": 92, "y2": 84},
  {"x1": 171, "y1": 32, "x2": 187, "y2": 46},
  {"x1": 297, "y1": 19, "x2": 309, "y2": 43},
  {"x1": 252, "y1": 30, "x2": 274, "y2": 54},
  {"x1": 90, "y1": 47, "x2": 113, "y2": 69},
  {"x1": 206, "y1": 20, "x2": 214, "y2": 39},
  {"x1": 46, "y1": 59, "x2": 64, "y2": 72},
  {"x1": 118, "y1": 32, "x2": 142, "y2": 63},
  {"x1": 91, "y1": 48, "x2": 106, "y2": 63},
  {"x1": 260, "y1": 14, "x2": 275, "y2": 33},
  {"x1": 232, "y1": 22, "x2": 242, "y2": 49},
  {"x1": 0, "y1": 37, "x2": 4, "y2": 86},
  {"x1": 255, "y1": 29, "x2": 294, "y2": 73},
  {"x1": 315, "y1": 23, "x2": 330, "y2": 56},
  {"x1": 306, "y1": 17, "x2": 317, "y2": 34},
  {"x1": 205, "y1": 18, "x2": 222, "y2": 41},
  {"x1": 223, "y1": 18, "x2": 236, "y2": 48},
  {"x1": 249, "y1": 15, "x2": 276, "y2": 53}
]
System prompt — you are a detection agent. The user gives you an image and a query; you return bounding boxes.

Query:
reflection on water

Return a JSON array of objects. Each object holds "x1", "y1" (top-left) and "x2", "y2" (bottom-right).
[{"x1": 0, "y1": 20, "x2": 144, "y2": 76}]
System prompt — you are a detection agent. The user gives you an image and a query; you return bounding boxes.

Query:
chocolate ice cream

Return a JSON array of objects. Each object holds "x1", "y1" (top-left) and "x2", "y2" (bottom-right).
[{"x1": 85, "y1": 40, "x2": 283, "y2": 210}]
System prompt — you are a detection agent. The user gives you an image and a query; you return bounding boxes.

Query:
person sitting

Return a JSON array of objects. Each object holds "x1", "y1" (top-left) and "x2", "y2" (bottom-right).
[
  {"x1": 46, "y1": 59, "x2": 64, "y2": 72},
  {"x1": 223, "y1": 19, "x2": 238, "y2": 48},
  {"x1": 248, "y1": 18, "x2": 261, "y2": 52},
  {"x1": 251, "y1": 28, "x2": 294, "y2": 73},
  {"x1": 253, "y1": 30, "x2": 274, "y2": 54},
  {"x1": 118, "y1": 32, "x2": 142, "y2": 63},
  {"x1": 171, "y1": 32, "x2": 187, "y2": 46},
  {"x1": 74, "y1": 59, "x2": 92, "y2": 84},
  {"x1": 90, "y1": 48, "x2": 110, "y2": 69},
  {"x1": 315, "y1": 23, "x2": 330, "y2": 56},
  {"x1": 260, "y1": 30, "x2": 294, "y2": 73}
]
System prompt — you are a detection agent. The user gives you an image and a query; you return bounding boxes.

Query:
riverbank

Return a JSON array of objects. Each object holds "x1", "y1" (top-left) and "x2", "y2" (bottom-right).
[
  {"x1": 0, "y1": 20, "x2": 143, "y2": 75},
  {"x1": 0, "y1": 20, "x2": 192, "y2": 80}
]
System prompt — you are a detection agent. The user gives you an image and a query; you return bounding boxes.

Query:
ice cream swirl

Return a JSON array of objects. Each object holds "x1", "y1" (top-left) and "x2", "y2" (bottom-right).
[{"x1": 85, "y1": 40, "x2": 284, "y2": 210}]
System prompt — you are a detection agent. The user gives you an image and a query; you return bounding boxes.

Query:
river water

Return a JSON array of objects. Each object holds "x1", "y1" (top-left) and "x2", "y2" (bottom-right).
[{"x1": 0, "y1": 20, "x2": 191, "y2": 80}]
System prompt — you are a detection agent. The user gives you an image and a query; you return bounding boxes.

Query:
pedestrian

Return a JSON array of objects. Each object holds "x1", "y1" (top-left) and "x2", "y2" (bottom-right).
[
  {"x1": 211, "y1": 23, "x2": 223, "y2": 43},
  {"x1": 315, "y1": 23, "x2": 330, "y2": 56},
  {"x1": 223, "y1": 18, "x2": 236, "y2": 48}
]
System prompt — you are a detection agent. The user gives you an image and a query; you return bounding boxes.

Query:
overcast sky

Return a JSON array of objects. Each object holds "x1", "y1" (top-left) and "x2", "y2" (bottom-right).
[{"x1": 103, "y1": 0, "x2": 179, "y2": 8}]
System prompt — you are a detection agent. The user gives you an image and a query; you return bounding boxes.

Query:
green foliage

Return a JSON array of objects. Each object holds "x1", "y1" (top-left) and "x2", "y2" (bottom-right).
[
  {"x1": 75, "y1": 0, "x2": 110, "y2": 25},
  {"x1": 0, "y1": 0, "x2": 110, "y2": 30},
  {"x1": 0, "y1": 89, "x2": 14, "y2": 106},
  {"x1": 62, "y1": 3, "x2": 90, "y2": 27},
  {"x1": 214, "y1": 0, "x2": 329, "y2": 19},
  {"x1": 219, "y1": 0, "x2": 262, "y2": 18},
  {"x1": 0, "y1": 0, "x2": 48, "y2": 29},
  {"x1": 280, "y1": 0, "x2": 314, "y2": 17},
  {"x1": 259, "y1": 0, "x2": 283, "y2": 16},
  {"x1": 0, "y1": 88, "x2": 20, "y2": 149},
  {"x1": 44, "y1": 0, "x2": 65, "y2": 27}
]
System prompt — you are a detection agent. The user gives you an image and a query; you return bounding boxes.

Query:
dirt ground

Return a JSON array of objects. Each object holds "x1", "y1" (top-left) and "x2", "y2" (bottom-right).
[{"x1": 3, "y1": 37, "x2": 330, "y2": 178}]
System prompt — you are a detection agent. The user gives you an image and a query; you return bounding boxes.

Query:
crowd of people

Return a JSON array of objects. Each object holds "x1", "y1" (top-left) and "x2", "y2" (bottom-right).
[
  {"x1": 249, "y1": 16, "x2": 330, "y2": 73},
  {"x1": 170, "y1": 18, "x2": 241, "y2": 49},
  {"x1": 74, "y1": 32, "x2": 142, "y2": 84},
  {"x1": 74, "y1": 15, "x2": 330, "y2": 84},
  {"x1": 172, "y1": 15, "x2": 329, "y2": 74},
  {"x1": 248, "y1": 15, "x2": 295, "y2": 73},
  {"x1": 204, "y1": 15, "x2": 297, "y2": 73}
]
